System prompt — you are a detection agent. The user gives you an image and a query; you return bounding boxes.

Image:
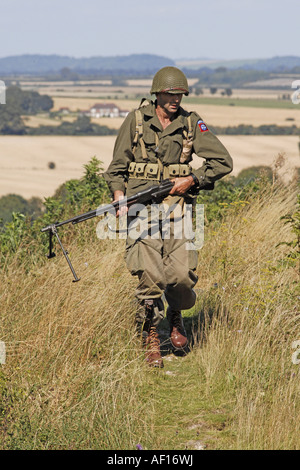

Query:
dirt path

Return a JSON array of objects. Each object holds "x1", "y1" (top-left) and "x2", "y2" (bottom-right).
[{"x1": 145, "y1": 319, "x2": 234, "y2": 450}]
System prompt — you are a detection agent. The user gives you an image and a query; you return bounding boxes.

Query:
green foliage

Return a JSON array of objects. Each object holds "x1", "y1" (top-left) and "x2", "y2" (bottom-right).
[
  {"x1": 234, "y1": 166, "x2": 273, "y2": 186},
  {"x1": 192, "y1": 68, "x2": 269, "y2": 87},
  {"x1": 193, "y1": 86, "x2": 203, "y2": 96},
  {"x1": 0, "y1": 157, "x2": 110, "y2": 267},
  {"x1": 61, "y1": 156, "x2": 110, "y2": 210},
  {"x1": 0, "y1": 86, "x2": 53, "y2": 135},
  {"x1": 27, "y1": 115, "x2": 118, "y2": 136},
  {"x1": 0, "y1": 104, "x2": 26, "y2": 134},
  {"x1": 0, "y1": 159, "x2": 299, "y2": 450},
  {"x1": 0, "y1": 212, "x2": 28, "y2": 256},
  {"x1": 59, "y1": 67, "x2": 80, "y2": 81},
  {"x1": 6, "y1": 85, "x2": 53, "y2": 114},
  {"x1": 197, "y1": 178, "x2": 238, "y2": 224},
  {"x1": 0, "y1": 194, "x2": 43, "y2": 226},
  {"x1": 0, "y1": 86, "x2": 117, "y2": 136},
  {"x1": 40, "y1": 156, "x2": 110, "y2": 227},
  {"x1": 41, "y1": 197, "x2": 64, "y2": 228},
  {"x1": 277, "y1": 193, "x2": 300, "y2": 273},
  {"x1": 196, "y1": 166, "x2": 277, "y2": 226}
]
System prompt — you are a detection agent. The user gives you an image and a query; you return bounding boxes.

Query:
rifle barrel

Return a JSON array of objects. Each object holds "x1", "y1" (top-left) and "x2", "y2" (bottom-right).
[
  {"x1": 41, "y1": 180, "x2": 174, "y2": 233},
  {"x1": 40, "y1": 179, "x2": 175, "y2": 282}
]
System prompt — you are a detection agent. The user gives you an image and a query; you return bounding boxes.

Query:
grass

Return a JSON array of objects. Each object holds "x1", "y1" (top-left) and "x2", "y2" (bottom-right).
[
  {"x1": 184, "y1": 96, "x2": 299, "y2": 109},
  {"x1": 0, "y1": 180, "x2": 299, "y2": 450}
]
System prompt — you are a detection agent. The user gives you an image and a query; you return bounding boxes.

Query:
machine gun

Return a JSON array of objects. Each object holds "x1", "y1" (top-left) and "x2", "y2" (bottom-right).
[{"x1": 41, "y1": 179, "x2": 175, "y2": 282}]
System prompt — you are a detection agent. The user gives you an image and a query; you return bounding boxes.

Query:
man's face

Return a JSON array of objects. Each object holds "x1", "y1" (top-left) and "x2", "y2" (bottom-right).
[{"x1": 156, "y1": 92, "x2": 183, "y2": 115}]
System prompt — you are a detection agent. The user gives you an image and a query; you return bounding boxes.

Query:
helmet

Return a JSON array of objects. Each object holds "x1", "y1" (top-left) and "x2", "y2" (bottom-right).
[{"x1": 150, "y1": 66, "x2": 189, "y2": 96}]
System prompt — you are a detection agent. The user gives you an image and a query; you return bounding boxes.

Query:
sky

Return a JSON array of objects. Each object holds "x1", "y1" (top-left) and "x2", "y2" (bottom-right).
[{"x1": 0, "y1": 0, "x2": 299, "y2": 61}]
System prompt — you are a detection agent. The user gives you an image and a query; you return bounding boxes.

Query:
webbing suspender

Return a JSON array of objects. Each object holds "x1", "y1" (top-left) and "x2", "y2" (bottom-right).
[{"x1": 132, "y1": 106, "x2": 193, "y2": 168}]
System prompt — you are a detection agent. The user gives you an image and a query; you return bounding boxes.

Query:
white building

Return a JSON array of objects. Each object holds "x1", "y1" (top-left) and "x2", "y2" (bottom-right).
[{"x1": 88, "y1": 103, "x2": 128, "y2": 118}]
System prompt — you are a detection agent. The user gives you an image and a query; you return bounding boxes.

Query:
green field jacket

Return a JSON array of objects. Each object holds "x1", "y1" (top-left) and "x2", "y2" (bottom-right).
[{"x1": 104, "y1": 99, "x2": 233, "y2": 197}]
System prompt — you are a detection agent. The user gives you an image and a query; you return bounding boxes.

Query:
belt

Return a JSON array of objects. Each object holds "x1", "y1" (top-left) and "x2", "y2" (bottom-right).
[{"x1": 128, "y1": 162, "x2": 192, "y2": 181}]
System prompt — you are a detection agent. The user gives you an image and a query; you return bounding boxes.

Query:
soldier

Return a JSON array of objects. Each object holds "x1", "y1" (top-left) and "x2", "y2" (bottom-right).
[{"x1": 104, "y1": 66, "x2": 233, "y2": 368}]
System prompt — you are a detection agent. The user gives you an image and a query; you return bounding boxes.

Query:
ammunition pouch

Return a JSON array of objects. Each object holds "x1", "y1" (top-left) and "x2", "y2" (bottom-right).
[{"x1": 128, "y1": 162, "x2": 192, "y2": 181}]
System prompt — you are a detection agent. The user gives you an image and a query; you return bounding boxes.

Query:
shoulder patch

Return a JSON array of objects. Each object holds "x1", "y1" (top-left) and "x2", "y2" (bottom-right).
[{"x1": 197, "y1": 119, "x2": 209, "y2": 132}]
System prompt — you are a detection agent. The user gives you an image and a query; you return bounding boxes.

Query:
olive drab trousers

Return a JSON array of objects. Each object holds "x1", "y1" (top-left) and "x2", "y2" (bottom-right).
[{"x1": 125, "y1": 196, "x2": 198, "y2": 326}]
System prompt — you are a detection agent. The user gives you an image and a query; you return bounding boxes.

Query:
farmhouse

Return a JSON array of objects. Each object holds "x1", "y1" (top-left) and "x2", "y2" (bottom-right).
[
  {"x1": 87, "y1": 103, "x2": 128, "y2": 118},
  {"x1": 58, "y1": 107, "x2": 70, "y2": 115}
]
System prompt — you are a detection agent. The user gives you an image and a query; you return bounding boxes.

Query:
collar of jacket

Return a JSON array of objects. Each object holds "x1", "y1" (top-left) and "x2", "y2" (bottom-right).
[{"x1": 141, "y1": 100, "x2": 186, "y2": 136}]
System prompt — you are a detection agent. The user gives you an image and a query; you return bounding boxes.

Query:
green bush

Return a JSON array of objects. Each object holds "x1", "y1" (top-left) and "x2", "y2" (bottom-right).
[
  {"x1": 0, "y1": 157, "x2": 110, "y2": 267},
  {"x1": 234, "y1": 166, "x2": 273, "y2": 186},
  {"x1": 196, "y1": 167, "x2": 274, "y2": 224},
  {"x1": 0, "y1": 194, "x2": 43, "y2": 226},
  {"x1": 27, "y1": 115, "x2": 118, "y2": 136}
]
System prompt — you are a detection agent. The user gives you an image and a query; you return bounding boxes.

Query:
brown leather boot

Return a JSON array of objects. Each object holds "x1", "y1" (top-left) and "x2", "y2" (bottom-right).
[
  {"x1": 139, "y1": 300, "x2": 164, "y2": 368},
  {"x1": 144, "y1": 326, "x2": 164, "y2": 368},
  {"x1": 166, "y1": 307, "x2": 188, "y2": 349}
]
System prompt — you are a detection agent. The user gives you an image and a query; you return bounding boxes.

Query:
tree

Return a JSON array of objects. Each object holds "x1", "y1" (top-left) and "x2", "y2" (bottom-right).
[
  {"x1": 73, "y1": 115, "x2": 93, "y2": 134},
  {"x1": 0, "y1": 194, "x2": 43, "y2": 225},
  {"x1": 6, "y1": 86, "x2": 53, "y2": 114},
  {"x1": 215, "y1": 66, "x2": 227, "y2": 73},
  {"x1": 193, "y1": 86, "x2": 203, "y2": 96},
  {"x1": 0, "y1": 85, "x2": 53, "y2": 134},
  {"x1": 60, "y1": 67, "x2": 79, "y2": 81},
  {"x1": 0, "y1": 105, "x2": 26, "y2": 134}
]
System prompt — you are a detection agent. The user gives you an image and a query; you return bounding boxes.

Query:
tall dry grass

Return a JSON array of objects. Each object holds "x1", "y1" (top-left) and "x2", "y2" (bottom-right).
[
  {"x1": 0, "y1": 233, "x2": 154, "y2": 449},
  {"x1": 193, "y1": 183, "x2": 300, "y2": 449},
  {"x1": 0, "y1": 181, "x2": 299, "y2": 449}
]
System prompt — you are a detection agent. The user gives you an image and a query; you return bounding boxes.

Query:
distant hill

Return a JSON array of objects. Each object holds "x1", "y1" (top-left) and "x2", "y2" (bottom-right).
[
  {"x1": 249, "y1": 56, "x2": 300, "y2": 72},
  {"x1": 176, "y1": 56, "x2": 300, "y2": 72},
  {"x1": 176, "y1": 58, "x2": 262, "y2": 70},
  {"x1": 0, "y1": 54, "x2": 175, "y2": 75},
  {"x1": 1, "y1": 53, "x2": 300, "y2": 76}
]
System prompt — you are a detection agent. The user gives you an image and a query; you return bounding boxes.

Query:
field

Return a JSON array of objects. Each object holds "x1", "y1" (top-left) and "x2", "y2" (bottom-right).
[
  {"x1": 20, "y1": 78, "x2": 295, "y2": 101},
  {"x1": 0, "y1": 135, "x2": 299, "y2": 199},
  {"x1": 1, "y1": 82, "x2": 300, "y2": 199},
  {"x1": 48, "y1": 95, "x2": 300, "y2": 127}
]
